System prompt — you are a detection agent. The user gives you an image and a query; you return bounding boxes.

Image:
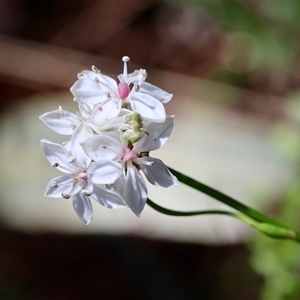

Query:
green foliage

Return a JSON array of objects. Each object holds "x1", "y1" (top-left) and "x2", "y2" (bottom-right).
[
  {"x1": 175, "y1": 1, "x2": 300, "y2": 85},
  {"x1": 166, "y1": 2, "x2": 300, "y2": 297},
  {"x1": 250, "y1": 93, "x2": 300, "y2": 299},
  {"x1": 250, "y1": 180, "x2": 300, "y2": 299}
]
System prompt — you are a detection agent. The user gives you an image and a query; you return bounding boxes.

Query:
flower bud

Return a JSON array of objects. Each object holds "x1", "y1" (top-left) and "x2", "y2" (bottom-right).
[
  {"x1": 123, "y1": 112, "x2": 144, "y2": 143},
  {"x1": 252, "y1": 222, "x2": 298, "y2": 241}
]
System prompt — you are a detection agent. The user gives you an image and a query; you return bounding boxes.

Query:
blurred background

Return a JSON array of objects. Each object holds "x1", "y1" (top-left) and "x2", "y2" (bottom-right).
[{"x1": 0, "y1": 0, "x2": 300, "y2": 299}]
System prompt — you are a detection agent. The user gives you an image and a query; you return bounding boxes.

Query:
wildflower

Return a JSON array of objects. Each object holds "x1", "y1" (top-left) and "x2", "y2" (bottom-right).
[
  {"x1": 41, "y1": 139, "x2": 126, "y2": 224},
  {"x1": 39, "y1": 99, "x2": 122, "y2": 136},
  {"x1": 81, "y1": 116, "x2": 179, "y2": 216},
  {"x1": 70, "y1": 56, "x2": 173, "y2": 122},
  {"x1": 40, "y1": 56, "x2": 177, "y2": 223}
]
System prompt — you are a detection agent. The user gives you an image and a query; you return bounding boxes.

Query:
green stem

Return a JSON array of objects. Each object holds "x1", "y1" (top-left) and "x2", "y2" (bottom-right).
[
  {"x1": 147, "y1": 197, "x2": 243, "y2": 218},
  {"x1": 168, "y1": 167, "x2": 286, "y2": 228},
  {"x1": 147, "y1": 198, "x2": 300, "y2": 242}
]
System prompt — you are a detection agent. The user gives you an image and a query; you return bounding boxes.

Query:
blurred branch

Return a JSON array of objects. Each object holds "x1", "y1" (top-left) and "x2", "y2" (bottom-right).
[
  {"x1": 49, "y1": 1, "x2": 155, "y2": 51},
  {"x1": 0, "y1": 35, "x2": 122, "y2": 90}
]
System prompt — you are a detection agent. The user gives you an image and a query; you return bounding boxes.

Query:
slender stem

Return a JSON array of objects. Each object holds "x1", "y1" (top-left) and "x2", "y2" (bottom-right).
[
  {"x1": 147, "y1": 198, "x2": 244, "y2": 218},
  {"x1": 147, "y1": 198, "x2": 300, "y2": 243},
  {"x1": 168, "y1": 167, "x2": 286, "y2": 228}
]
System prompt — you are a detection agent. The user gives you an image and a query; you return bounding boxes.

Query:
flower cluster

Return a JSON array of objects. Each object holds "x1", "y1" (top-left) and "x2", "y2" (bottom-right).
[{"x1": 40, "y1": 56, "x2": 178, "y2": 224}]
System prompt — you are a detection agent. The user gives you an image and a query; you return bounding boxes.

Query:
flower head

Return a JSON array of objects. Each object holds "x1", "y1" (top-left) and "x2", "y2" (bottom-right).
[
  {"x1": 40, "y1": 56, "x2": 177, "y2": 223},
  {"x1": 41, "y1": 138, "x2": 126, "y2": 224},
  {"x1": 81, "y1": 116, "x2": 179, "y2": 216}
]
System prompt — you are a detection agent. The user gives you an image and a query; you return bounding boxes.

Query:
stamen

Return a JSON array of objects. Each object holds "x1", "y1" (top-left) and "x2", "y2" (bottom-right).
[
  {"x1": 139, "y1": 159, "x2": 153, "y2": 166},
  {"x1": 79, "y1": 173, "x2": 88, "y2": 180},
  {"x1": 51, "y1": 181, "x2": 58, "y2": 188},
  {"x1": 140, "y1": 68, "x2": 147, "y2": 78},
  {"x1": 62, "y1": 193, "x2": 71, "y2": 199},
  {"x1": 92, "y1": 65, "x2": 100, "y2": 74},
  {"x1": 68, "y1": 156, "x2": 76, "y2": 164},
  {"x1": 59, "y1": 106, "x2": 64, "y2": 118},
  {"x1": 75, "y1": 172, "x2": 89, "y2": 183},
  {"x1": 51, "y1": 162, "x2": 59, "y2": 167},
  {"x1": 82, "y1": 189, "x2": 92, "y2": 196},
  {"x1": 134, "y1": 83, "x2": 140, "y2": 92},
  {"x1": 122, "y1": 56, "x2": 130, "y2": 78},
  {"x1": 141, "y1": 129, "x2": 150, "y2": 136}
]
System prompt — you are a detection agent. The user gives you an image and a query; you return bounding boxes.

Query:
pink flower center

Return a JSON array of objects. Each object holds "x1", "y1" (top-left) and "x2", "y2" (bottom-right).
[
  {"x1": 118, "y1": 82, "x2": 130, "y2": 100},
  {"x1": 122, "y1": 148, "x2": 137, "y2": 162},
  {"x1": 76, "y1": 171, "x2": 88, "y2": 183}
]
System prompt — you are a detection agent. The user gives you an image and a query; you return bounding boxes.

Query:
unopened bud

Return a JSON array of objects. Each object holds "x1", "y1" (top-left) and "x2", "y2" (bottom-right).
[{"x1": 252, "y1": 223, "x2": 298, "y2": 241}]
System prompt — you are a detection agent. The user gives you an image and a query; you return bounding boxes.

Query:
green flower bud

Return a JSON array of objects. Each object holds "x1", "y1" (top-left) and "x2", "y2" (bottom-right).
[
  {"x1": 123, "y1": 112, "x2": 144, "y2": 143},
  {"x1": 251, "y1": 223, "x2": 298, "y2": 241}
]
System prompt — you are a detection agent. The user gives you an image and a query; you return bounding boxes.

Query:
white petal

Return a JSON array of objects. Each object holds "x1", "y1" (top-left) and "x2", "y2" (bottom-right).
[
  {"x1": 72, "y1": 192, "x2": 93, "y2": 225},
  {"x1": 118, "y1": 69, "x2": 145, "y2": 85},
  {"x1": 82, "y1": 181, "x2": 94, "y2": 196},
  {"x1": 98, "y1": 116, "x2": 127, "y2": 134},
  {"x1": 91, "y1": 98, "x2": 121, "y2": 126},
  {"x1": 70, "y1": 123, "x2": 93, "y2": 168},
  {"x1": 85, "y1": 70, "x2": 118, "y2": 89},
  {"x1": 136, "y1": 157, "x2": 179, "y2": 188},
  {"x1": 130, "y1": 93, "x2": 166, "y2": 122},
  {"x1": 97, "y1": 74, "x2": 118, "y2": 90},
  {"x1": 40, "y1": 139, "x2": 76, "y2": 173},
  {"x1": 77, "y1": 69, "x2": 92, "y2": 79},
  {"x1": 123, "y1": 163, "x2": 148, "y2": 217},
  {"x1": 70, "y1": 182, "x2": 85, "y2": 196},
  {"x1": 44, "y1": 175, "x2": 76, "y2": 198},
  {"x1": 92, "y1": 184, "x2": 127, "y2": 209},
  {"x1": 93, "y1": 108, "x2": 130, "y2": 135},
  {"x1": 89, "y1": 160, "x2": 122, "y2": 184},
  {"x1": 139, "y1": 82, "x2": 173, "y2": 103},
  {"x1": 107, "y1": 171, "x2": 124, "y2": 195},
  {"x1": 70, "y1": 77, "x2": 108, "y2": 104},
  {"x1": 81, "y1": 134, "x2": 123, "y2": 162},
  {"x1": 39, "y1": 109, "x2": 79, "y2": 135},
  {"x1": 118, "y1": 108, "x2": 132, "y2": 117},
  {"x1": 135, "y1": 116, "x2": 175, "y2": 152},
  {"x1": 77, "y1": 102, "x2": 93, "y2": 119}
]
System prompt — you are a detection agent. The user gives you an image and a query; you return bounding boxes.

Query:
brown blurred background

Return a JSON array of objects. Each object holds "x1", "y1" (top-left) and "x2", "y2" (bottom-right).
[{"x1": 1, "y1": 1, "x2": 300, "y2": 299}]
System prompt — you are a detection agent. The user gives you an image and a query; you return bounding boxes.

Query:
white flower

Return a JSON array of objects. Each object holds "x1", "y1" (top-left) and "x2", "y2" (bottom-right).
[
  {"x1": 70, "y1": 56, "x2": 173, "y2": 122},
  {"x1": 40, "y1": 56, "x2": 177, "y2": 224},
  {"x1": 39, "y1": 98, "x2": 122, "y2": 136},
  {"x1": 40, "y1": 139, "x2": 126, "y2": 224},
  {"x1": 39, "y1": 106, "x2": 80, "y2": 135},
  {"x1": 81, "y1": 116, "x2": 179, "y2": 216}
]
